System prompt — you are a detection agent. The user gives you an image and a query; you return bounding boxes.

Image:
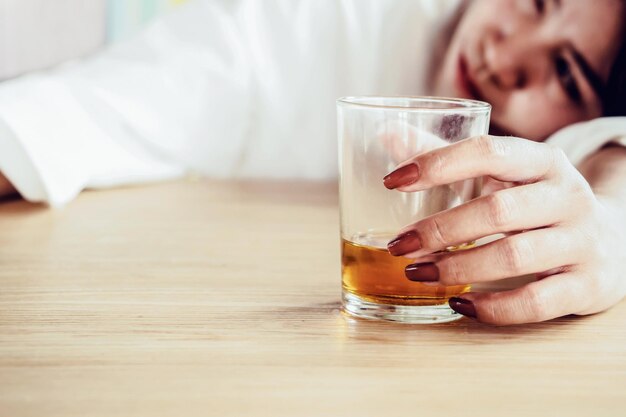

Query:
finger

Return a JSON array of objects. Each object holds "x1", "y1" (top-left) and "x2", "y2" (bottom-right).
[
  {"x1": 449, "y1": 272, "x2": 590, "y2": 325},
  {"x1": 388, "y1": 181, "x2": 570, "y2": 256},
  {"x1": 383, "y1": 135, "x2": 572, "y2": 191},
  {"x1": 404, "y1": 227, "x2": 582, "y2": 285},
  {"x1": 481, "y1": 176, "x2": 515, "y2": 195}
]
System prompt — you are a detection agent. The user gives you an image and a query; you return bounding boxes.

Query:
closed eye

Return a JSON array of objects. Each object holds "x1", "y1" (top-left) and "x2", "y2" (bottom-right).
[
  {"x1": 555, "y1": 55, "x2": 582, "y2": 105},
  {"x1": 533, "y1": 0, "x2": 546, "y2": 14}
]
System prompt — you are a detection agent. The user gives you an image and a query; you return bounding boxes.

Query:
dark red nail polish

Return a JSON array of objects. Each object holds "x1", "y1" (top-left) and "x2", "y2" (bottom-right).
[
  {"x1": 405, "y1": 262, "x2": 439, "y2": 282},
  {"x1": 387, "y1": 231, "x2": 421, "y2": 256},
  {"x1": 383, "y1": 164, "x2": 419, "y2": 189},
  {"x1": 449, "y1": 297, "x2": 477, "y2": 318}
]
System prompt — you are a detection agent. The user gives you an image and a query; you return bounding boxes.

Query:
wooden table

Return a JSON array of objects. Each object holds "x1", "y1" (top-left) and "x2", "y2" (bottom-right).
[{"x1": 1, "y1": 180, "x2": 625, "y2": 417}]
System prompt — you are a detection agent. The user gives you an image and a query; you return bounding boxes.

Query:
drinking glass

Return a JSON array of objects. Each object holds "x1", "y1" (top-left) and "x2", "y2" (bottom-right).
[{"x1": 338, "y1": 96, "x2": 491, "y2": 323}]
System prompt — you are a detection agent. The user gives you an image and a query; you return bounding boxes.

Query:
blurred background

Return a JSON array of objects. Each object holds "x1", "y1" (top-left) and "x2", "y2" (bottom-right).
[{"x1": 0, "y1": 0, "x2": 188, "y2": 80}]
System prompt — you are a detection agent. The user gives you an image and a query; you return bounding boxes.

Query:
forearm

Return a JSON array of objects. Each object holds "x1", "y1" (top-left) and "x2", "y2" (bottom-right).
[{"x1": 0, "y1": 171, "x2": 16, "y2": 198}]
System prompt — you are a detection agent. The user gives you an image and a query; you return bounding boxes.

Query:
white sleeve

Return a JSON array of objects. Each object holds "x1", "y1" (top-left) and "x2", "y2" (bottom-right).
[
  {"x1": 0, "y1": 0, "x2": 254, "y2": 206},
  {"x1": 545, "y1": 117, "x2": 626, "y2": 167}
]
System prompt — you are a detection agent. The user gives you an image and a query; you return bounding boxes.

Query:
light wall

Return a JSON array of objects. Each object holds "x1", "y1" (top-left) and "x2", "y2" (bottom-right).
[
  {"x1": 107, "y1": 0, "x2": 189, "y2": 42},
  {"x1": 0, "y1": 0, "x2": 189, "y2": 80}
]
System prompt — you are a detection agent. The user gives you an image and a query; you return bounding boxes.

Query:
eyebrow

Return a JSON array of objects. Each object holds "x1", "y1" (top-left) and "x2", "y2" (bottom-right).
[
  {"x1": 570, "y1": 48, "x2": 606, "y2": 101},
  {"x1": 554, "y1": 0, "x2": 605, "y2": 102}
]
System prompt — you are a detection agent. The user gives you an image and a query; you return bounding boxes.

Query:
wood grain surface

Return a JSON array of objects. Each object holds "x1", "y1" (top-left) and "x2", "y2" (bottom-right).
[{"x1": 0, "y1": 180, "x2": 624, "y2": 417}]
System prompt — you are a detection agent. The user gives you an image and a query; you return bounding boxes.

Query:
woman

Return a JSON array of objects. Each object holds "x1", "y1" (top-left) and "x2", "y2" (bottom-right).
[
  {"x1": 383, "y1": 0, "x2": 626, "y2": 325},
  {"x1": 0, "y1": 0, "x2": 625, "y2": 325}
]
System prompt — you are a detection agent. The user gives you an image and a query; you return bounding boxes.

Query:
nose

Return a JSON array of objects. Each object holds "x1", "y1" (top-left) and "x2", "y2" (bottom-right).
[{"x1": 483, "y1": 28, "x2": 538, "y2": 90}]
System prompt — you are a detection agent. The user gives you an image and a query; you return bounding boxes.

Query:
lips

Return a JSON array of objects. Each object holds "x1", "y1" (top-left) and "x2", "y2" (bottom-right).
[{"x1": 456, "y1": 55, "x2": 485, "y2": 102}]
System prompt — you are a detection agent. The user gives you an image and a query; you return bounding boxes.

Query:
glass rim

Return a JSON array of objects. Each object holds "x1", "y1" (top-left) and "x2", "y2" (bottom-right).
[{"x1": 337, "y1": 95, "x2": 491, "y2": 113}]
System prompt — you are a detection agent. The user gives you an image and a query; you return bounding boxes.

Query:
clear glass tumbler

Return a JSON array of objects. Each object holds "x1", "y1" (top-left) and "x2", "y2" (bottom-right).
[{"x1": 338, "y1": 96, "x2": 491, "y2": 323}]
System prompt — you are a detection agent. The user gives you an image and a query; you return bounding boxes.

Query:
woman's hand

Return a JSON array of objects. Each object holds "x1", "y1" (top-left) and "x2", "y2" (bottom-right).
[
  {"x1": 0, "y1": 171, "x2": 16, "y2": 199},
  {"x1": 383, "y1": 134, "x2": 626, "y2": 325}
]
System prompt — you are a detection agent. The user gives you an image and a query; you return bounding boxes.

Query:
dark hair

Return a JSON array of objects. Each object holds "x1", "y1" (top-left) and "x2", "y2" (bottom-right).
[{"x1": 602, "y1": 6, "x2": 626, "y2": 116}]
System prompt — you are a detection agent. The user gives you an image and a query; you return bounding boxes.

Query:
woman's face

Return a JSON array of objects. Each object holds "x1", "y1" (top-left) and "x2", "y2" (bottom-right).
[{"x1": 436, "y1": 0, "x2": 624, "y2": 140}]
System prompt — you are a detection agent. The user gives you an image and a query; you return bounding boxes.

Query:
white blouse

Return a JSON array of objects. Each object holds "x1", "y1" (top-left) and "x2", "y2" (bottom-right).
[{"x1": 0, "y1": 0, "x2": 623, "y2": 206}]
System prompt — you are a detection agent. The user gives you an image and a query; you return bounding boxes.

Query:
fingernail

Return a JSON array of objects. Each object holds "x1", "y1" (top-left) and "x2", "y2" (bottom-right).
[
  {"x1": 448, "y1": 297, "x2": 477, "y2": 319},
  {"x1": 387, "y1": 231, "x2": 421, "y2": 256},
  {"x1": 383, "y1": 164, "x2": 419, "y2": 189},
  {"x1": 405, "y1": 262, "x2": 439, "y2": 282}
]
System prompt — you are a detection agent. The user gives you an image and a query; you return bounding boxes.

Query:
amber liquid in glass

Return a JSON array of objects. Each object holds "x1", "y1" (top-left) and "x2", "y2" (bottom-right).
[{"x1": 341, "y1": 235, "x2": 470, "y2": 306}]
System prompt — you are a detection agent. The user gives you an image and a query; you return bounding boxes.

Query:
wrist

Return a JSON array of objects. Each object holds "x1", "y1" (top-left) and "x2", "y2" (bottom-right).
[{"x1": 0, "y1": 171, "x2": 16, "y2": 198}]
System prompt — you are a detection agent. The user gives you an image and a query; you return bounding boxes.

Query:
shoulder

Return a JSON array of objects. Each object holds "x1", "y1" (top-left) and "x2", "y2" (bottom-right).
[{"x1": 545, "y1": 117, "x2": 626, "y2": 167}]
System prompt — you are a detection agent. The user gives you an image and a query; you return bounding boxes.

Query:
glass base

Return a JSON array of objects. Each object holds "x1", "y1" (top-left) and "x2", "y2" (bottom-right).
[{"x1": 342, "y1": 291, "x2": 463, "y2": 324}]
